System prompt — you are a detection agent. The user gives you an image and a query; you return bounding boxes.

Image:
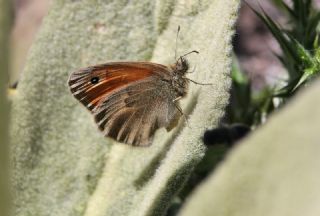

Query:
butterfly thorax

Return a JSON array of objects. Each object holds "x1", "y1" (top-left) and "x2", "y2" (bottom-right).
[{"x1": 170, "y1": 57, "x2": 189, "y2": 98}]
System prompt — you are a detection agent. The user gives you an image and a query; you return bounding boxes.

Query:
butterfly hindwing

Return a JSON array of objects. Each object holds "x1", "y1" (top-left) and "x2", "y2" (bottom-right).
[{"x1": 93, "y1": 77, "x2": 180, "y2": 146}]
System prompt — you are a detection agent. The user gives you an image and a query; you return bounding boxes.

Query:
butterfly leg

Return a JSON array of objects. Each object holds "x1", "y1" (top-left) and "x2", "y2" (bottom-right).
[
  {"x1": 172, "y1": 98, "x2": 190, "y2": 128},
  {"x1": 173, "y1": 96, "x2": 182, "y2": 102},
  {"x1": 186, "y1": 65, "x2": 196, "y2": 74},
  {"x1": 185, "y1": 78, "x2": 212, "y2": 85}
]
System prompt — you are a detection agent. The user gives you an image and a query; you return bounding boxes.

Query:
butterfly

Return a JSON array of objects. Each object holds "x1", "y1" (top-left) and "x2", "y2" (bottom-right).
[{"x1": 68, "y1": 29, "x2": 205, "y2": 146}]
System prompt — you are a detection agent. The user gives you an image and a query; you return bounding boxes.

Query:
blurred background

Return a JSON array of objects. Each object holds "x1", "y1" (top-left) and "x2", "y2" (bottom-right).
[{"x1": 11, "y1": 0, "x2": 49, "y2": 84}]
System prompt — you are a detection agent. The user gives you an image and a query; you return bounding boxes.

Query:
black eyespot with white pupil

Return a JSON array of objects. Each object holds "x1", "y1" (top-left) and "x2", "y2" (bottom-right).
[{"x1": 90, "y1": 77, "x2": 99, "y2": 84}]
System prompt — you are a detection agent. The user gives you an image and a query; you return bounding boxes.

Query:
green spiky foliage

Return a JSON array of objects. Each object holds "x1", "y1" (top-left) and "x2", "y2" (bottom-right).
[
  {"x1": 228, "y1": 0, "x2": 320, "y2": 128},
  {"x1": 227, "y1": 56, "x2": 275, "y2": 127},
  {"x1": 253, "y1": 0, "x2": 320, "y2": 96}
]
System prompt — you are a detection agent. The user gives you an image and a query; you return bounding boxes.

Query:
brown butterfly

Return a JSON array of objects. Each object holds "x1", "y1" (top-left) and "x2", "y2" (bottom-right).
[{"x1": 68, "y1": 30, "x2": 203, "y2": 146}]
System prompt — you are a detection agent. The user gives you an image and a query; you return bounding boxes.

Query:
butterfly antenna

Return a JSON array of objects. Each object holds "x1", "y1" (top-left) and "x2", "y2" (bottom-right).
[
  {"x1": 175, "y1": 26, "x2": 181, "y2": 61},
  {"x1": 181, "y1": 50, "x2": 199, "y2": 59}
]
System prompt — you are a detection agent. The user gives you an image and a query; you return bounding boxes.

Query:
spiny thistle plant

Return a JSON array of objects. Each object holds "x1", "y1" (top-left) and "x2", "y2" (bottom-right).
[{"x1": 229, "y1": 0, "x2": 320, "y2": 127}]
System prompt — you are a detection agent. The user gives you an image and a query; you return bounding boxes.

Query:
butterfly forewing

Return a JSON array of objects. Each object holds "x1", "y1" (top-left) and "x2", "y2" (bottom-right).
[
  {"x1": 69, "y1": 63, "x2": 168, "y2": 110},
  {"x1": 68, "y1": 62, "x2": 180, "y2": 146}
]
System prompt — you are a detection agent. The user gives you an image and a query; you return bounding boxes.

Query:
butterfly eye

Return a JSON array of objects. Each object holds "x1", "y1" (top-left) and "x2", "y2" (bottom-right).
[{"x1": 90, "y1": 77, "x2": 100, "y2": 84}]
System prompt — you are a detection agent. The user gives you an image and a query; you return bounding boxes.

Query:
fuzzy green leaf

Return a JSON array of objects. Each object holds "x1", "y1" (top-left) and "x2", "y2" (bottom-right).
[
  {"x1": 11, "y1": 0, "x2": 240, "y2": 215},
  {"x1": 179, "y1": 77, "x2": 320, "y2": 216}
]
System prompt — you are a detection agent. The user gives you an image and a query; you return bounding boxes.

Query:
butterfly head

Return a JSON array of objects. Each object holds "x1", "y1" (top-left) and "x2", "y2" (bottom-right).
[
  {"x1": 174, "y1": 50, "x2": 198, "y2": 75},
  {"x1": 174, "y1": 56, "x2": 189, "y2": 76}
]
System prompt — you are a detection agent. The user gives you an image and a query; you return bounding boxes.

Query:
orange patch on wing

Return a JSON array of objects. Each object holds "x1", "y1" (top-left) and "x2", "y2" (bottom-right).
[{"x1": 84, "y1": 64, "x2": 156, "y2": 108}]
